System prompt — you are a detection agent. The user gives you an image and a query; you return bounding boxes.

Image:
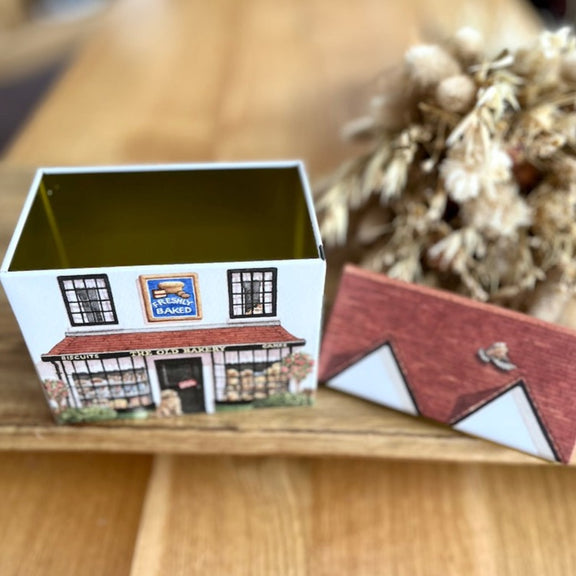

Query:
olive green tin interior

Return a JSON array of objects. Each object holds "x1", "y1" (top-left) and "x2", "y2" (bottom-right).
[{"x1": 9, "y1": 166, "x2": 320, "y2": 271}]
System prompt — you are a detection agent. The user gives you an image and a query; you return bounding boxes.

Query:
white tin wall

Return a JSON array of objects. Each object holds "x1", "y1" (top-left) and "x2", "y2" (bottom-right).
[{"x1": 2, "y1": 258, "x2": 325, "y2": 395}]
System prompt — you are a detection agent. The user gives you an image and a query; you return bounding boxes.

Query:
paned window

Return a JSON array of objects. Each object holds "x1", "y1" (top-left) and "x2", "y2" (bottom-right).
[
  {"x1": 227, "y1": 268, "x2": 277, "y2": 318},
  {"x1": 58, "y1": 275, "x2": 118, "y2": 326}
]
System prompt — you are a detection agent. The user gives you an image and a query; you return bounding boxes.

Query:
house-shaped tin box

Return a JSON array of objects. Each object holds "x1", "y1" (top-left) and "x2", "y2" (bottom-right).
[{"x1": 1, "y1": 162, "x2": 325, "y2": 423}]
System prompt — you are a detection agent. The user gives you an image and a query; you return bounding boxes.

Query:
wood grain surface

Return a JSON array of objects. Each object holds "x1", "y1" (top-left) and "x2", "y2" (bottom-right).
[
  {"x1": 0, "y1": 5, "x2": 106, "y2": 82},
  {"x1": 3, "y1": 451, "x2": 576, "y2": 576},
  {"x1": 130, "y1": 455, "x2": 576, "y2": 576},
  {"x1": 0, "y1": 452, "x2": 151, "y2": 576},
  {"x1": 5, "y1": 0, "x2": 539, "y2": 172}
]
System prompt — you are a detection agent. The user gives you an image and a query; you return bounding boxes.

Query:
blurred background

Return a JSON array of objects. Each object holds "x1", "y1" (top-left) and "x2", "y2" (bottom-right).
[
  {"x1": 0, "y1": 0, "x2": 107, "y2": 152},
  {"x1": 0, "y1": 0, "x2": 565, "y2": 170}
]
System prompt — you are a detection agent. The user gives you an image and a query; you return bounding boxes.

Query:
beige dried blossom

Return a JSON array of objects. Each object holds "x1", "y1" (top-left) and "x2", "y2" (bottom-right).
[
  {"x1": 361, "y1": 144, "x2": 392, "y2": 200},
  {"x1": 449, "y1": 27, "x2": 484, "y2": 64},
  {"x1": 316, "y1": 27, "x2": 576, "y2": 322},
  {"x1": 529, "y1": 184, "x2": 576, "y2": 259},
  {"x1": 528, "y1": 270, "x2": 575, "y2": 322},
  {"x1": 382, "y1": 149, "x2": 412, "y2": 201},
  {"x1": 436, "y1": 74, "x2": 476, "y2": 113},
  {"x1": 316, "y1": 183, "x2": 350, "y2": 246},
  {"x1": 356, "y1": 209, "x2": 391, "y2": 245},
  {"x1": 441, "y1": 143, "x2": 512, "y2": 202},
  {"x1": 513, "y1": 28, "x2": 573, "y2": 87},
  {"x1": 460, "y1": 183, "x2": 531, "y2": 238},
  {"x1": 440, "y1": 153, "x2": 482, "y2": 202},
  {"x1": 387, "y1": 256, "x2": 422, "y2": 283},
  {"x1": 526, "y1": 105, "x2": 556, "y2": 132},
  {"x1": 531, "y1": 132, "x2": 566, "y2": 159},
  {"x1": 404, "y1": 44, "x2": 461, "y2": 90},
  {"x1": 553, "y1": 155, "x2": 576, "y2": 187},
  {"x1": 428, "y1": 228, "x2": 489, "y2": 300},
  {"x1": 560, "y1": 51, "x2": 576, "y2": 83},
  {"x1": 555, "y1": 113, "x2": 576, "y2": 147},
  {"x1": 380, "y1": 128, "x2": 427, "y2": 202},
  {"x1": 369, "y1": 94, "x2": 411, "y2": 131},
  {"x1": 341, "y1": 116, "x2": 378, "y2": 142}
]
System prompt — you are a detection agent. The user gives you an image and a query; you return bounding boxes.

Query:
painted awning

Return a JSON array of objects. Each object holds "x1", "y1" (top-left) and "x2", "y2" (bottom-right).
[{"x1": 43, "y1": 324, "x2": 305, "y2": 360}]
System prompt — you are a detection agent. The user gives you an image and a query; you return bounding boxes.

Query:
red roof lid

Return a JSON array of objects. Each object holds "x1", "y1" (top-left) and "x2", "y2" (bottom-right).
[
  {"x1": 320, "y1": 265, "x2": 576, "y2": 463},
  {"x1": 45, "y1": 324, "x2": 304, "y2": 356}
]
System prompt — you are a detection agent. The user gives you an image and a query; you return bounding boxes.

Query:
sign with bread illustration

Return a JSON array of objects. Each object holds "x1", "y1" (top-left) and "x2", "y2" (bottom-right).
[{"x1": 140, "y1": 273, "x2": 202, "y2": 322}]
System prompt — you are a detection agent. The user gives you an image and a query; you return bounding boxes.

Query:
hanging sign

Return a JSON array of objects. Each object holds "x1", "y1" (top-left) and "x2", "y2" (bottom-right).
[{"x1": 140, "y1": 273, "x2": 202, "y2": 322}]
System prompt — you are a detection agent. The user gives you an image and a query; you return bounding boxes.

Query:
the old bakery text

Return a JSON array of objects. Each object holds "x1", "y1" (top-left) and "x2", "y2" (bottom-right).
[
  {"x1": 60, "y1": 346, "x2": 227, "y2": 360},
  {"x1": 130, "y1": 346, "x2": 226, "y2": 355}
]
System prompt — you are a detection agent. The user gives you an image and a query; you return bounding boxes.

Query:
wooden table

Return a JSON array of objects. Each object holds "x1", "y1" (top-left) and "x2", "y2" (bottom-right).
[{"x1": 5, "y1": 1, "x2": 576, "y2": 575}]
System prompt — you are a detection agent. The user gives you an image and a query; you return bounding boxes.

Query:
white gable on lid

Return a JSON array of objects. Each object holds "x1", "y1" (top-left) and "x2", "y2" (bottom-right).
[
  {"x1": 453, "y1": 384, "x2": 557, "y2": 461},
  {"x1": 328, "y1": 343, "x2": 418, "y2": 415}
]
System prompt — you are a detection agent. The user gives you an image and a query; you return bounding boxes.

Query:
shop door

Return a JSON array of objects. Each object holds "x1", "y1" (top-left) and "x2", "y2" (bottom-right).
[{"x1": 155, "y1": 358, "x2": 205, "y2": 413}]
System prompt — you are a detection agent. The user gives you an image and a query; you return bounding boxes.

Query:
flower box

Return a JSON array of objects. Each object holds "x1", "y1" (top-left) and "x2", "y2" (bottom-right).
[
  {"x1": 1, "y1": 162, "x2": 325, "y2": 424},
  {"x1": 320, "y1": 265, "x2": 576, "y2": 464}
]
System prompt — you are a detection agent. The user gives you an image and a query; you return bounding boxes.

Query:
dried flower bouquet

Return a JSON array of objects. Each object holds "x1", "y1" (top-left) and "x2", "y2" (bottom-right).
[{"x1": 316, "y1": 27, "x2": 576, "y2": 322}]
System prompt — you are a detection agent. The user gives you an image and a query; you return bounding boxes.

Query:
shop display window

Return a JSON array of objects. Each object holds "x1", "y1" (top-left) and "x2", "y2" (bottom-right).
[
  {"x1": 54, "y1": 355, "x2": 152, "y2": 410},
  {"x1": 213, "y1": 347, "x2": 291, "y2": 403}
]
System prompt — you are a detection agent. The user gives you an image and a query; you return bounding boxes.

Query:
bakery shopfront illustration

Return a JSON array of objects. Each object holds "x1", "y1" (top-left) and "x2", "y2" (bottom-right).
[{"x1": 40, "y1": 268, "x2": 311, "y2": 416}]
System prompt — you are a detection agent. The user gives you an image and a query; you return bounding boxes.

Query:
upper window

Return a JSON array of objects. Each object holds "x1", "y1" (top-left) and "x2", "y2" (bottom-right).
[
  {"x1": 228, "y1": 268, "x2": 277, "y2": 318},
  {"x1": 58, "y1": 275, "x2": 118, "y2": 326}
]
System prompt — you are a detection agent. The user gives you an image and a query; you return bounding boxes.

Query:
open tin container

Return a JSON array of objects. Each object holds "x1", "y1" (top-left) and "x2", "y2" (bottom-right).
[{"x1": 1, "y1": 162, "x2": 325, "y2": 423}]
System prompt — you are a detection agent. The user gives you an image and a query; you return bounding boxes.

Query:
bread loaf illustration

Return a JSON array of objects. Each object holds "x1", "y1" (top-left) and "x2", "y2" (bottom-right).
[
  {"x1": 154, "y1": 281, "x2": 190, "y2": 299},
  {"x1": 254, "y1": 374, "x2": 266, "y2": 390},
  {"x1": 156, "y1": 389, "x2": 182, "y2": 417},
  {"x1": 158, "y1": 281, "x2": 185, "y2": 292},
  {"x1": 241, "y1": 369, "x2": 254, "y2": 388}
]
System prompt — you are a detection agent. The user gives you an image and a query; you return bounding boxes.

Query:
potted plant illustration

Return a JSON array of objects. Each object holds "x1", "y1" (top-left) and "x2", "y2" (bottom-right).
[
  {"x1": 281, "y1": 352, "x2": 315, "y2": 393},
  {"x1": 42, "y1": 379, "x2": 69, "y2": 413}
]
